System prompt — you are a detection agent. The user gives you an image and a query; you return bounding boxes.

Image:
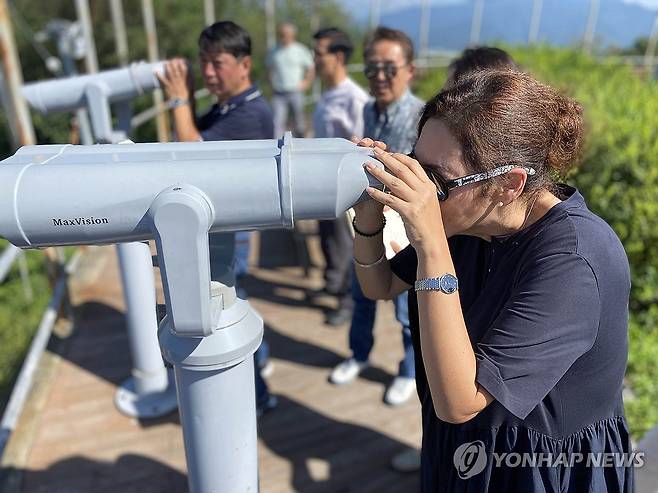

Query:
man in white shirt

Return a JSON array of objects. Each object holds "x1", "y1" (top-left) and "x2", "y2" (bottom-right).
[
  {"x1": 266, "y1": 23, "x2": 314, "y2": 138},
  {"x1": 312, "y1": 27, "x2": 369, "y2": 325}
]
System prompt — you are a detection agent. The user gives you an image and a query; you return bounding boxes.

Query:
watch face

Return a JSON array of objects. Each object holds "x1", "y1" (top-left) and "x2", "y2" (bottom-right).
[{"x1": 440, "y1": 274, "x2": 458, "y2": 294}]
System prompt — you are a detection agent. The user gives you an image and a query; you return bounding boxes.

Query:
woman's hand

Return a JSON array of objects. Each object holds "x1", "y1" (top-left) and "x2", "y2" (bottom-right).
[
  {"x1": 351, "y1": 137, "x2": 387, "y2": 231},
  {"x1": 158, "y1": 58, "x2": 193, "y2": 100},
  {"x1": 364, "y1": 147, "x2": 445, "y2": 254}
]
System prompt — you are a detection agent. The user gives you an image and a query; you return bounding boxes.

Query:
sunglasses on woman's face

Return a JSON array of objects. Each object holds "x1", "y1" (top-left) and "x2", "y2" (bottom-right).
[{"x1": 407, "y1": 152, "x2": 536, "y2": 202}]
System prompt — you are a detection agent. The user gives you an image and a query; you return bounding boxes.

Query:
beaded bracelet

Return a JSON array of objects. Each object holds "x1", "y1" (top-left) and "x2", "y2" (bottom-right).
[{"x1": 352, "y1": 215, "x2": 386, "y2": 237}]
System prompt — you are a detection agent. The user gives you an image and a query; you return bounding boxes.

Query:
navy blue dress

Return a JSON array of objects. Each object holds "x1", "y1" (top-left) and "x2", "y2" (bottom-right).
[{"x1": 390, "y1": 186, "x2": 635, "y2": 492}]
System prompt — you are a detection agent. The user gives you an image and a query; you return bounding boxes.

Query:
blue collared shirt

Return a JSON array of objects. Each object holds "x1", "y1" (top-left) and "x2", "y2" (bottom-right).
[
  {"x1": 197, "y1": 85, "x2": 274, "y2": 141},
  {"x1": 363, "y1": 89, "x2": 424, "y2": 154}
]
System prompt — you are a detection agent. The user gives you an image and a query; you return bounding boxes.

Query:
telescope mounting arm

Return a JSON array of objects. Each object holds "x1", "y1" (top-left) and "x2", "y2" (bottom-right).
[
  {"x1": 147, "y1": 185, "x2": 217, "y2": 338},
  {"x1": 84, "y1": 82, "x2": 128, "y2": 144}
]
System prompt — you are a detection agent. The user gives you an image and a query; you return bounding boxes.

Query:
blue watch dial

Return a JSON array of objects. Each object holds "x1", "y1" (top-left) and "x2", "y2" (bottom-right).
[{"x1": 440, "y1": 274, "x2": 459, "y2": 294}]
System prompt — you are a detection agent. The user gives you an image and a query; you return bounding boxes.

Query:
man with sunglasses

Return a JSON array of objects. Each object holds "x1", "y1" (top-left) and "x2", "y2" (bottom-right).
[{"x1": 329, "y1": 27, "x2": 424, "y2": 408}]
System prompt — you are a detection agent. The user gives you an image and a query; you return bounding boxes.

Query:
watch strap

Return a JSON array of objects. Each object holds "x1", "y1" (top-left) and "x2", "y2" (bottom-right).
[{"x1": 415, "y1": 274, "x2": 459, "y2": 294}]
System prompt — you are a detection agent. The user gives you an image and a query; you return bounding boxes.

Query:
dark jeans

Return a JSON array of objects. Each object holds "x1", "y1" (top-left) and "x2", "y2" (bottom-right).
[
  {"x1": 254, "y1": 343, "x2": 269, "y2": 406},
  {"x1": 234, "y1": 231, "x2": 251, "y2": 280},
  {"x1": 349, "y1": 269, "x2": 415, "y2": 378},
  {"x1": 231, "y1": 235, "x2": 270, "y2": 404},
  {"x1": 319, "y1": 216, "x2": 354, "y2": 311}
]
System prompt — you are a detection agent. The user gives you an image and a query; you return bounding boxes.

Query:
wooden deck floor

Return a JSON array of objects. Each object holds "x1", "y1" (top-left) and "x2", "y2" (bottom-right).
[{"x1": 2, "y1": 234, "x2": 421, "y2": 492}]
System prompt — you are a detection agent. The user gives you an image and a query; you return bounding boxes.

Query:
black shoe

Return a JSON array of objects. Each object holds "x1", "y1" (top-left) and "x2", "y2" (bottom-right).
[
  {"x1": 256, "y1": 394, "x2": 278, "y2": 417},
  {"x1": 325, "y1": 307, "x2": 352, "y2": 326}
]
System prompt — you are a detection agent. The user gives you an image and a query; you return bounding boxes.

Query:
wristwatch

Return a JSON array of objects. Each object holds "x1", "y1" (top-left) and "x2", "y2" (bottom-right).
[
  {"x1": 169, "y1": 97, "x2": 190, "y2": 109},
  {"x1": 415, "y1": 274, "x2": 459, "y2": 294}
]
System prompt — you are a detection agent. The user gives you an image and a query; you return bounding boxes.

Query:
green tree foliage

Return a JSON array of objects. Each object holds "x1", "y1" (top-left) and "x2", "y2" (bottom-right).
[{"x1": 1, "y1": 0, "x2": 357, "y2": 155}]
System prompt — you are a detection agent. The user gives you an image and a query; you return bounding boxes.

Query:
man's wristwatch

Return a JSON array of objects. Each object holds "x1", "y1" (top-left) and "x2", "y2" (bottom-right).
[
  {"x1": 415, "y1": 274, "x2": 459, "y2": 294},
  {"x1": 169, "y1": 97, "x2": 190, "y2": 109}
]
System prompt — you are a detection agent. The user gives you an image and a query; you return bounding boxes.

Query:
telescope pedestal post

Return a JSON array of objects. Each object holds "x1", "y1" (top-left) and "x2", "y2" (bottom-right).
[
  {"x1": 159, "y1": 285, "x2": 262, "y2": 493},
  {"x1": 102, "y1": 137, "x2": 175, "y2": 419},
  {"x1": 150, "y1": 186, "x2": 262, "y2": 492},
  {"x1": 114, "y1": 241, "x2": 178, "y2": 418}
]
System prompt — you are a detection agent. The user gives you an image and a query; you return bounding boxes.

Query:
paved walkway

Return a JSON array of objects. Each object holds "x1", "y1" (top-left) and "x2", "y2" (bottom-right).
[{"x1": 1, "y1": 233, "x2": 421, "y2": 492}]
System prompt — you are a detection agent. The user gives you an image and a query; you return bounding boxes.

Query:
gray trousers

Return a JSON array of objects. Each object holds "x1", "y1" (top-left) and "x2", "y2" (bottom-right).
[
  {"x1": 318, "y1": 216, "x2": 354, "y2": 311},
  {"x1": 272, "y1": 91, "x2": 306, "y2": 138}
]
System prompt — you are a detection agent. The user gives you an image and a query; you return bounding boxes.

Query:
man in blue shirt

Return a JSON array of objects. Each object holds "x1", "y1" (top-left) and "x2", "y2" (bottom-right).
[{"x1": 159, "y1": 20, "x2": 275, "y2": 416}]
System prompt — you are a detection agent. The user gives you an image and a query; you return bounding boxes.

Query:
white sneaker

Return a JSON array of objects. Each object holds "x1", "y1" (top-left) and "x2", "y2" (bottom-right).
[
  {"x1": 384, "y1": 376, "x2": 416, "y2": 406},
  {"x1": 260, "y1": 361, "x2": 274, "y2": 379},
  {"x1": 391, "y1": 447, "x2": 421, "y2": 473},
  {"x1": 329, "y1": 358, "x2": 368, "y2": 385}
]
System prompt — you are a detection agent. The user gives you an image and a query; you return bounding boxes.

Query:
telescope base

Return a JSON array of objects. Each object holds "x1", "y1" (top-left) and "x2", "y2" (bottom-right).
[{"x1": 114, "y1": 372, "x2": 178, "y2": 419}]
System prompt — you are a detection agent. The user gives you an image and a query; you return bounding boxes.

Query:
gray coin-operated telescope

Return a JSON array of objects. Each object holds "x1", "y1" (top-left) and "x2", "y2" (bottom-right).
[
  {"x1": 22, "y1": 62, "x2": 179, "y2": 418},
  {"x1": 0, "y1": 134, "x2": 383, "y2": 492},
  {"x1": 22, "y1": 61, "x2": 163, "y2": 143}
]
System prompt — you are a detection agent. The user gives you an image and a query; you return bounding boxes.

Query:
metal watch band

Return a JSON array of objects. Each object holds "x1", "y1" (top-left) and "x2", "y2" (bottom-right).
[
  {"x1": 414, "y1": 274, "x2": 459, "y2": 294},
  {"x1": 169, "y1": 97, "x2": 190, "y2": 109}
]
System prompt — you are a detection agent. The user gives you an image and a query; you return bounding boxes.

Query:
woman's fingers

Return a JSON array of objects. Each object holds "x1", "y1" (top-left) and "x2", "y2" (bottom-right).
[
  {"x1": 353, "y1": 137, "x2": 388, "y2": 151},
  {"x1": 155, "y1": 70, "x2": 168, "y2": 88},
  {"x1": 393, "y1": 151, "x2": 432, "y2": 182},
  {"x1": 365, "y1": 161, "x2": 415, "y2": 201},
  {"x1": 366, "y1": 186, "x2": 405, "y2": 212},
  {"x1": 372, "y1": 147, "x2": 424, "y2": 191}
]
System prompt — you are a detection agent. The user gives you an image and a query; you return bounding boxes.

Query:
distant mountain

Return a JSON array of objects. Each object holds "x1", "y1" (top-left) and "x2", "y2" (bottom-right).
[{"x1": 354, "y1": 0, "x2": 657, "y2": 51}]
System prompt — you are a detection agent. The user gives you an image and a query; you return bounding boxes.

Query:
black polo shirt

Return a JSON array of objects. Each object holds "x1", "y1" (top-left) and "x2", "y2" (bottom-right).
[
  {"x1": 197, "y1": 85, "x2": 274, "y2": 141},
  {"x1": 390, "y1": 186, "x2": 634, "y2": 492}
]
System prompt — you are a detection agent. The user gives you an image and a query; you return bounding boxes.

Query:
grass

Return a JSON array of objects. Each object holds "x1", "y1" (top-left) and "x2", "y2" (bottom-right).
[{"x1": 0, "y1": 241, "x2": 52, "y2": 415}]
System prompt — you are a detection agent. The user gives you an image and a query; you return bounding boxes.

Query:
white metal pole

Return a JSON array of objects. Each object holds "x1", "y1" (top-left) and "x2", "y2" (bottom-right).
[
  {"x1": 644, "y1": 13, "x2": 658, "y2": 74},
  {"x1": 310, "y1": 0, "x2": 319, "y2": 34},
  {"x1": 583, "y1": 0, "x2": 599, "y2": 55},
  {"x1": 419, "y1": 0, "x2": 431, "y2": 58},
  {"x1": 470, "y1": 0, "x2": 484, "y2": 47},
  {"x1": 528, "y1": 0, "x2": 543, "y2": 44},
  {"x1": 0, "y1": 0, "x2": 36, "y2": 148},
  {"x1": 17, "y1": 251, "x2": 33, "y2": 301},
  {"x1": 369, "y1": 0, "x2": 381, "y2": 30},
  {"x1": 110, "y1": 0, "x2": 129, "y2": 67},
  {"x1": 74, "y1": 0, "x2": 99, "y2": 74},
  {"x1": 204, "y1": 0, "x2": 215, "y2": 26},
  {"x1": 265, "y1": 0, "x2": 276, "y2": 51},
  {"x1": 141, "y1": 0, "x2": 170, "y2": 142}
]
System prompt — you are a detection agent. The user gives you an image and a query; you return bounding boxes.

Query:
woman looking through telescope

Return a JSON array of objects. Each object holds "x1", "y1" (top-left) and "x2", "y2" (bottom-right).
[{"x1": 353, "y1": 69, "x2": 634, "y2": 492}]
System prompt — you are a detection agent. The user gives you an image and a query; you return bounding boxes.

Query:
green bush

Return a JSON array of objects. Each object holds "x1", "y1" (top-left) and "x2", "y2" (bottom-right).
[
  {"x1": 415, "y1": 46, "x2": 658, "y2": 440},
  {"x1": 0, "y1": 242, "x2": 51, "y2": 413}
]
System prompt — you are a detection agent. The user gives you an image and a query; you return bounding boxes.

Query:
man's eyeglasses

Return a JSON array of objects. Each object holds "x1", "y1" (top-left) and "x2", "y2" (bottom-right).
[
  {"x1": 407, "y1": 152, "x2": 536, "y2": 202},
  {"x1": 364, "y1": 62, "x2": 407, "y2": 80}
]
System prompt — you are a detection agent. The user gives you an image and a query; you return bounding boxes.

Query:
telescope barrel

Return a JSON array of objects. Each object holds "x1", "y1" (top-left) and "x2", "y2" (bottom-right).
[
  {"x1": 21, "y1": 61, "x2": 165, "y2": 114},
  {"x1": 0, "y1": 137, "x2": 383, "y2": 248}
]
